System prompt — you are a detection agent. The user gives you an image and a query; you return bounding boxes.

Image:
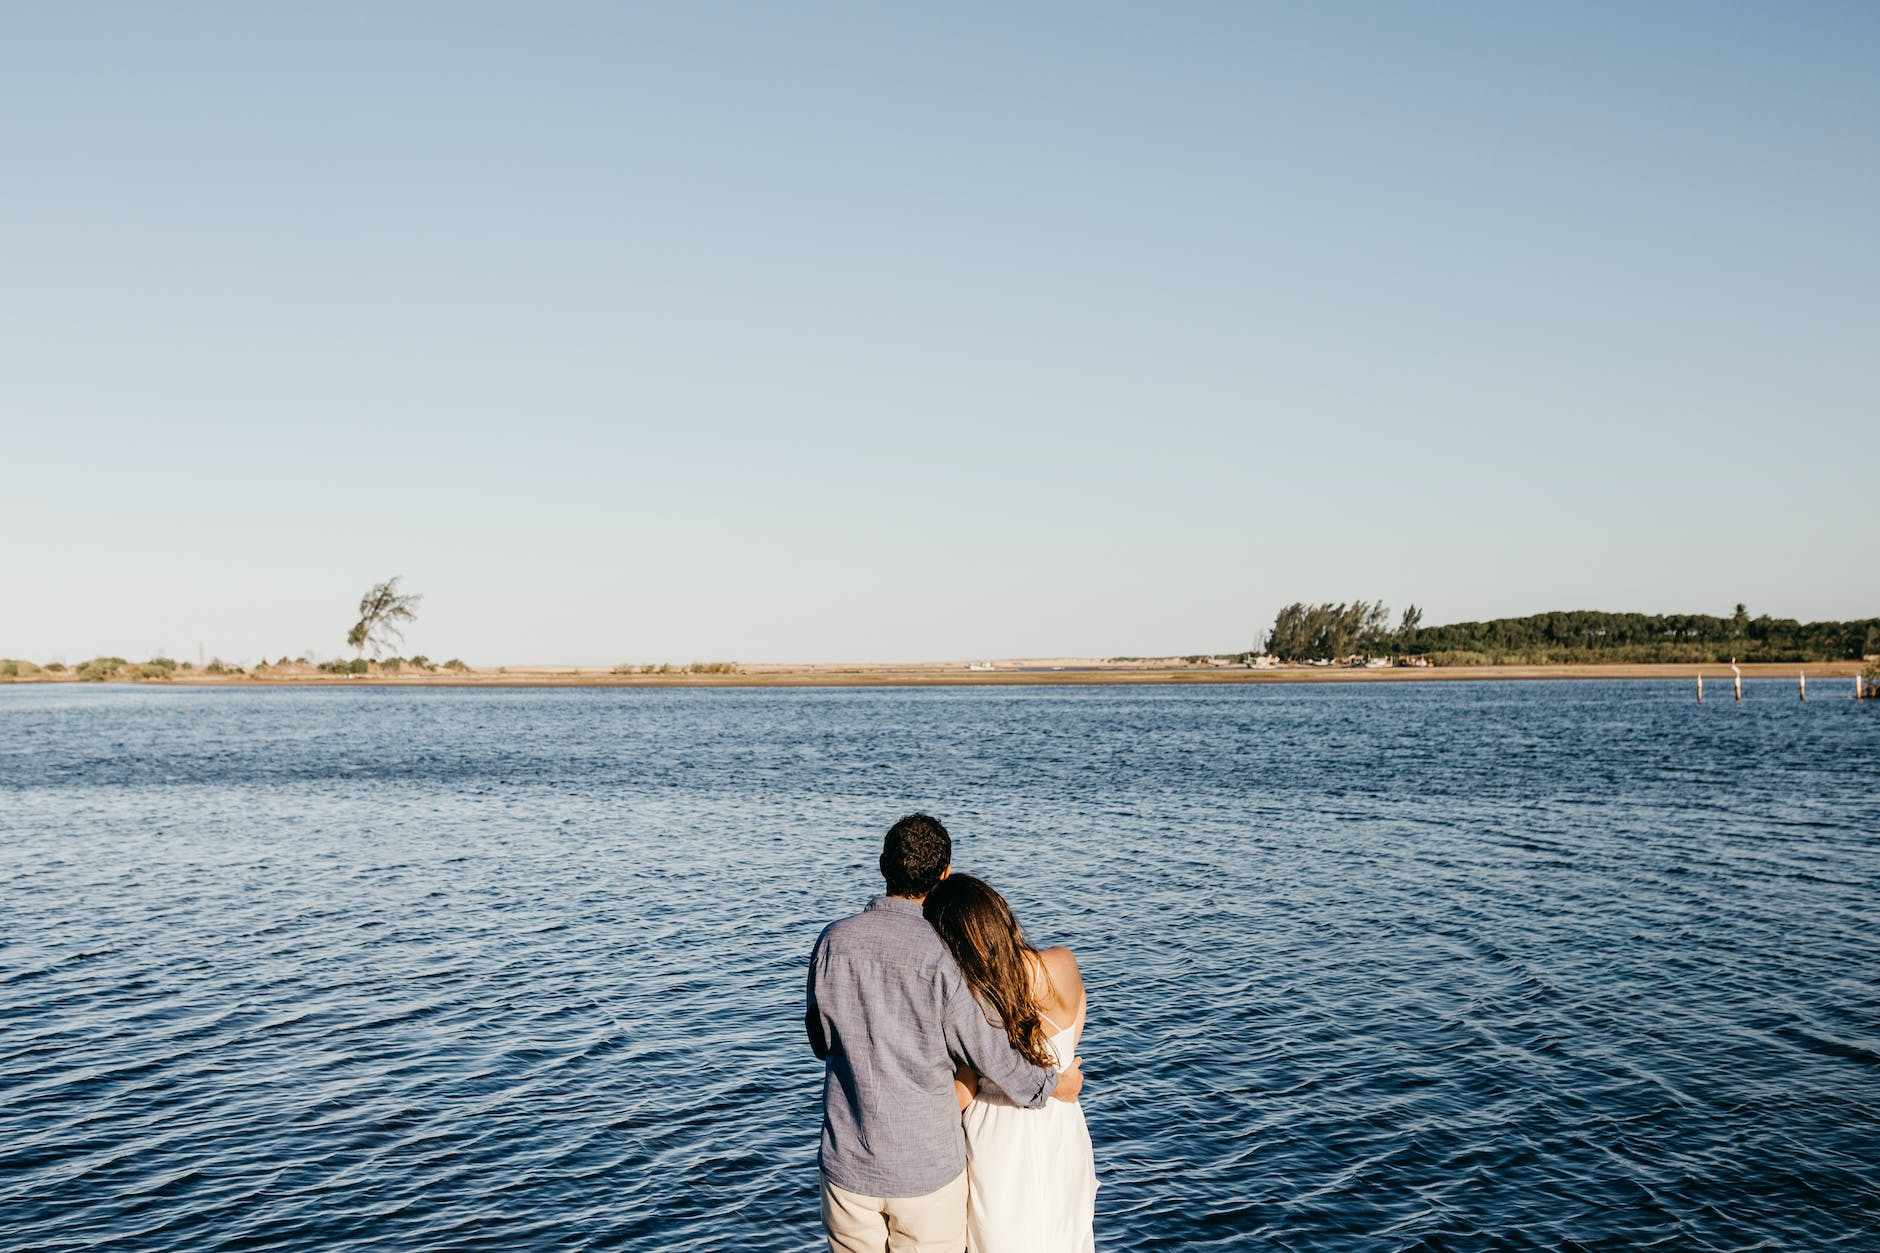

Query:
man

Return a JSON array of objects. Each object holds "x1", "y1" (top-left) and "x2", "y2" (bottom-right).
[{"x1": 805, "y1": 813, "x2": 1083, "y2": 1253}]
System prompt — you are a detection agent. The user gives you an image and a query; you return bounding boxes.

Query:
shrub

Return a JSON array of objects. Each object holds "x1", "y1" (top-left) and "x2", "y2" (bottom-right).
[
  {"x1": 145, "y1": 657, "x2": 178, "y2": 671},
  {"x1": 135, "y1": 663, "x2": 173, "y2": 679},
  {"x1": 1865, "y1": 657, "x2": 1879, "y2": 682},
  {"x1": 0, "y1": 661, "x2": 17, "y2": 677},
  {"x1": 443, "y1": 659, "x2": 469, "y2": 671},
  {"x1": 1421, "y1": 651, "x2": 1496, "y2": 667},
  {"x1": 408, "y1": 655, "x2": 435, "y2": 671},
  {"x1": 45, "y1": 662, "x2": 66, "y2": 673},
  {"x1": 380, "y1": 657, "x2": 403, "y2": 674},
  {"x1": 686, "y1": 661, "x2": 739, "y2": 674},
  {"x1": 76, "y1": 658, "x2": 126, "y2": 681},
  {"x1": 349, "y1": 658, "x2": 369, "y2": 675},
  {"x1": 204, "y1": 659, "x2": 244, "y2": 676},
  {"x1": 613, "y1": 664, "x2": 636, "y2": 676}
]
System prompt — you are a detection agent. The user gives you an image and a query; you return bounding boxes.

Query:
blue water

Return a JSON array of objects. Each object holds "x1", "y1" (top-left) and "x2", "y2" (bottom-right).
[{"x1": 2, "y1": 681, "x2": 1876, "y2": 1251}]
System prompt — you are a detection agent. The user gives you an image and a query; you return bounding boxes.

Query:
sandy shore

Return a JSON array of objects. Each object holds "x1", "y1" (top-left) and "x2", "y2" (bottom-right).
[{"x1": 6, "y1": 660, "x2": 1865, "y2": 688}]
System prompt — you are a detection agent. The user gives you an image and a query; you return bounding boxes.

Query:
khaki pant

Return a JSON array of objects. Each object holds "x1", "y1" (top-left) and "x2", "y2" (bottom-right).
[{"x1": 821, "y1": 1170, "x2": 967, "y2": 1253}]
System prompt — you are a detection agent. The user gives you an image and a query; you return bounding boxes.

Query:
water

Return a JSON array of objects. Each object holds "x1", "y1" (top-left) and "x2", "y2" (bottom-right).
[{"x1": 2, "y1": 681, "x2": 1876, "y2": 1251}]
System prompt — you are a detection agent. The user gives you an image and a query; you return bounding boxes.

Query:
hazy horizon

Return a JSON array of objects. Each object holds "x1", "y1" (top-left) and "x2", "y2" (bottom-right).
[
  {"x1": 8, "y1": 595, "x2": 1874, "y2": 671},
  {"x1": 5, "y1": 4, "x2": 1876, "y2": 665}
]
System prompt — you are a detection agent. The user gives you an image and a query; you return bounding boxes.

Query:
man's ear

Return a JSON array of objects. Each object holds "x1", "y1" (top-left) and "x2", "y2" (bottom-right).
[{"x1": 940, "y1": 864, "x2": 951, "y2": 881}]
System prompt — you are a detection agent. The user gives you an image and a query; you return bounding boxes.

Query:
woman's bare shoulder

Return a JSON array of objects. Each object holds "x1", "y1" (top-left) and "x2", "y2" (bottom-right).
[
  {"x1": 1030, "y1": 946, "x2": 1084, "y2": 1016},
  {"x1": 1039, "y1": 945, "x2": 1080, "y2": 977}
]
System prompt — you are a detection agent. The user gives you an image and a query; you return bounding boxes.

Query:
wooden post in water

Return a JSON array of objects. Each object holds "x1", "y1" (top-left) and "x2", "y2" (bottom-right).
[
  {"x1": 1697, "y1": 674, "x2": 1704, "y2": 702},
  {"x1": 1732, "y1": 659, "x2": 1742, "y2": 702},
  {"x1": 1800, "y1": 671, "x2": 1806, "y2": 701}
]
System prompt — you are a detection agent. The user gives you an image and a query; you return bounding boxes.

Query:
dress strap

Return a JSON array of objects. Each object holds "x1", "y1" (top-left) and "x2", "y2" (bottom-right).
[{"x1": 1038, "y1": 993, "x2": 1087, "y2": 1039}]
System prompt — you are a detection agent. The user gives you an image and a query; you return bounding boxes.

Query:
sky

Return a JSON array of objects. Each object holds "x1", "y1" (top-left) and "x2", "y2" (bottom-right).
[{"x1": 4, "y1": 2, "x2": 1876, "y2": 665}]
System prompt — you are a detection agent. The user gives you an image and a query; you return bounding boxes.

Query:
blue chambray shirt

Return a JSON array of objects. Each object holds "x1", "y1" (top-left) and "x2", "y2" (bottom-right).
[{"x1": 807, "y1": 895, "x2": 1057, "y2": 1197}]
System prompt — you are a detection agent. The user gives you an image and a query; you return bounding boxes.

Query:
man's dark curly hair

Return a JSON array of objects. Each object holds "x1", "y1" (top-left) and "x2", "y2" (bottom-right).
[{"x1": 880, "y1": 813, "x2": 952, "y2": 898}]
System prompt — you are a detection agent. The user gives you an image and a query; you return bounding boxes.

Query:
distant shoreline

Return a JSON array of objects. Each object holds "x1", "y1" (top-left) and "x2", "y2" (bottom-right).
[{"x1": 4, "y1": 660, "x2": 1864, "y2": 689}]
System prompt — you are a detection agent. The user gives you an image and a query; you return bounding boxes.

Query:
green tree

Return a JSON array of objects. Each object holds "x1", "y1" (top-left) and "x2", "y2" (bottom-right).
[{"x1": 1265, "y1": 601, "x2": 1392, "y2": 661}]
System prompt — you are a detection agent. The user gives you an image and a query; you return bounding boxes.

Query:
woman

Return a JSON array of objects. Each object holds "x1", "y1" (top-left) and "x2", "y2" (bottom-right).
[{"x1": 923, "y1": 874, "x2": 1096, "y2": 1253}]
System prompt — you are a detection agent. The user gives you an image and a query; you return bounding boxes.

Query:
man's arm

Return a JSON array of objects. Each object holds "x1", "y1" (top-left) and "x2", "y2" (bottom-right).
[
  {"x1": 942, "y1": 975, "x2": 1066, "y2": 1109},
  {"x1": 805, "y1": 937, "x2": 830, "y2": 1060}
]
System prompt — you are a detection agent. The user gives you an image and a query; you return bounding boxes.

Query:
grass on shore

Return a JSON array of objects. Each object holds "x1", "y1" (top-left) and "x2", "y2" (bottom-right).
[{"x1": 0, "y1": 654, "x2": 475, "y2": 682}]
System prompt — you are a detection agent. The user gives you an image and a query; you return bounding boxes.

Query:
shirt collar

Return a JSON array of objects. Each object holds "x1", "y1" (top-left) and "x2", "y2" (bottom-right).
[{"x1": 867, "y1": 894, "x2": 925, "y2": 915}]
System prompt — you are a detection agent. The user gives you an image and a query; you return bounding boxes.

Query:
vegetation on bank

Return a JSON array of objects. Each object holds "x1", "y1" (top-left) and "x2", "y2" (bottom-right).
[
  {"x1": 614, "y1": 662, "x2": 741, "y2": 675},
  {"x1": 0, "y1": 654, "x2": 478, "y2": 681},
  {"x1": 1258, "y1": 602, "x2": 1880, "y2": 664},
  {"x1": 1262, "y1": 601, "x2": 1406, "y2": 663},
  {"x1": 7, "y1": 601, "x2": 1874, "y2": 681},
  {"x1": 1, "y1": 578, "x2": 455, "y2": 683},
  {"x1": 609, "y1": 662, "x2": 740, "y2": 673},
  {"x1": 0, "y1": 655, "x2": 744, "y2": 681}
]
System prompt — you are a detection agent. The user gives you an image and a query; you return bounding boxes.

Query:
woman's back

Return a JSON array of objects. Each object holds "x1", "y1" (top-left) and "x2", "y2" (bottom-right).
[{"x1": 961, "y1": 948, "x2": 1097, "y2": 1253}]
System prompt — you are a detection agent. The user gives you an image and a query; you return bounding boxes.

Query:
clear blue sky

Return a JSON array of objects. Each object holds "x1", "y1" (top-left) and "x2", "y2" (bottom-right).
[{"x1": 5, "y1": 2, "x2": 1876, "y2": 664}]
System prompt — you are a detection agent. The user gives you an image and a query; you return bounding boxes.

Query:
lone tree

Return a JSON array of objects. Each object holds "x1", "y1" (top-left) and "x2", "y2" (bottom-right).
[{"x1": 348, "y1": 577, "x2": 423, "y2": 660}]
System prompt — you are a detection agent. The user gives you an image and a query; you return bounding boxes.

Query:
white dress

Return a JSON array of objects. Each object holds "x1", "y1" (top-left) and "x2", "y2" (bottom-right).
[{"x1": 961, "y1": 1003, "x2": 1098, "y2": 1253}]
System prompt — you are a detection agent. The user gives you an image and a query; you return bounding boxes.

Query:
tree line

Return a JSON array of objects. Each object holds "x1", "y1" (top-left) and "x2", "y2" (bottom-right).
[{"x1": 1259, "y1": 602, "x2": 1880, "y2": 664}]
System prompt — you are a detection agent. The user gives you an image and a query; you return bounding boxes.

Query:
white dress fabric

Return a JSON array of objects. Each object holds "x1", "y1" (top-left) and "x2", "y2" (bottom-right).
[{"x1": 961, "y1": 1004, "x2": 1097, "y2": 1253}]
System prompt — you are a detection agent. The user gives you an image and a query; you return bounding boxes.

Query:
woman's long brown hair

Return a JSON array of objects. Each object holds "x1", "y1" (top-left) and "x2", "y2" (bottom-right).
[{"x1": 923, "y1": 874, "x2": 1056, "y2": 1069}]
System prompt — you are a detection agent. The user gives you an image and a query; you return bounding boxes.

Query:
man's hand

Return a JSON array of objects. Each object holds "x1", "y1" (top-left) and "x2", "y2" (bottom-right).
[{"x1": 1051, "y1": 1056, "x2": 1083, "y2": 1103}]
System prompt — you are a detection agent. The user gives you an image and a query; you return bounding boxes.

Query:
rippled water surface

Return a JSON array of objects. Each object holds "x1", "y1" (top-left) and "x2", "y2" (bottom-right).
[{"x1": 3, "y1": 681, "x2": 1877, "y2": 1251}]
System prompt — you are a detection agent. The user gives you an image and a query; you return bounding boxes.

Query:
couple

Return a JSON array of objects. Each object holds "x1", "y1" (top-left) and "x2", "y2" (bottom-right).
[{"x1": 805, "y1": 813, "x2": 1097, "y2": 1252}]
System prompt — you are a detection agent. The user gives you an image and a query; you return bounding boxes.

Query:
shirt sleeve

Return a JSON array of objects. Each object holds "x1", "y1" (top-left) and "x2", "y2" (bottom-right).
[
  {"x1": 941, "y1": 970, "x2": 1055, "y2": 1109},
  {"x1": 805, "y1": 930, "x2": 831, "y2": 1059}
]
